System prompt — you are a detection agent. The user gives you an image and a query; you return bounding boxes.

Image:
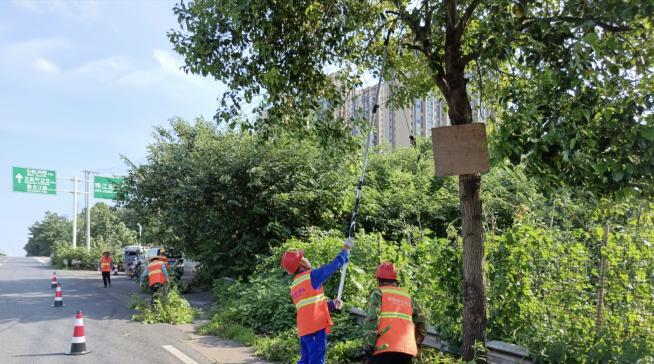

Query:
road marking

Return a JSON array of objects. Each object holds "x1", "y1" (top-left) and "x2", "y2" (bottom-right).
[
  {"x1": 33, "y1": 257, "x2": 49, "y2": 264},
  {"x1": 162, "y1": 345, "x2": 199, "y2": 364}
]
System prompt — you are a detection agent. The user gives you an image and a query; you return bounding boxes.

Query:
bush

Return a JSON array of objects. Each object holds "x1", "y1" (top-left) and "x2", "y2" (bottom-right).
[
  {"x1": 131, "y1": 287, "x2": 199, "y2": 324},
  {"x1": 205, "y1": 225, "x2": 653, "y2": 363},
  {"x1": 203, "y1": 231, "x2": 462, "y2": 363},
  {"x1": 51, "y1": 242, "x2": 108, "y2": 270}
]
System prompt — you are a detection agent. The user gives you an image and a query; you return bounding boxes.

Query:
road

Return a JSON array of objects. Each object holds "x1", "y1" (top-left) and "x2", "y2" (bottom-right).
[{"x1": 0, "y1": 256, "x2": 214, "y2": 364}]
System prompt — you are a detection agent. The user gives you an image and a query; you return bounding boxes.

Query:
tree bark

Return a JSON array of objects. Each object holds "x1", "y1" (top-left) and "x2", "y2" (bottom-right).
[{"x1": 459, "y1": 173, "x2": 487, "y2": 360}]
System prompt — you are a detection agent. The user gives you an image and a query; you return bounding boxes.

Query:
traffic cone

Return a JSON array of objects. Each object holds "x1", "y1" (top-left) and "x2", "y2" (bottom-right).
[
  {"x1": 53, "y1": 283, "x2": 65, "y2": 307},
  {"x1": 66, "y1": 310, "x2": 90, "y2": 355},
  {"x1": 51, "y1": 272, "x2": 58, "y2": 288}
]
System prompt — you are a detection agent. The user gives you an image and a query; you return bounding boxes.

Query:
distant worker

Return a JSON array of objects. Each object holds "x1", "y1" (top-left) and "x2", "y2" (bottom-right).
[
  {"x1": 281, "y1": 239, "x2": 352, "y2": 364},
  {"x1": 140, "y1": 256, "x2": 169, "y2": 303},
  {"x1": 360, "y1": 262, "x2": 426, "y2": 364},
  {"x1": 99, "y1": 251, "x2": 112, "y2": 288}
]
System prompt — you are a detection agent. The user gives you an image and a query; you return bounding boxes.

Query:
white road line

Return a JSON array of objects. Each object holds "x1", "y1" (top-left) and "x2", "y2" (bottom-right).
[
  {"x1": 33, "y1": 257, "x2": 48, "y2": 264},
  {"x1": 162, "y1": 345, "x2": 199, "y2": 364}
]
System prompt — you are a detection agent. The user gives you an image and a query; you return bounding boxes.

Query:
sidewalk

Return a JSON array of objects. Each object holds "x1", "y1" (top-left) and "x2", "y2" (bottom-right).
[{"x1": 182, "y1": 289, "x2": 272, "y2": 364}]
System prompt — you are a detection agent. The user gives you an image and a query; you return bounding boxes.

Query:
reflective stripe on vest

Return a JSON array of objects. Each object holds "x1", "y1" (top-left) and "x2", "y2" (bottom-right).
[
  {"x1": 289, "y1": 270, "x2": 333, "y2": 337},
  {"x1": 373, "y1": 286, "x2": 418, "y2": 357},
  {"x1": 147, "y1": 262, "x2": 167, "y2": 287}
]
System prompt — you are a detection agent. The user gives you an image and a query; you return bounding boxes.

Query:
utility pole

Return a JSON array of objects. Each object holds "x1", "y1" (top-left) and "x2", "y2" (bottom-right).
[
  {"x1": 83, "y1": 171, "x2": 97, "y2": 251},
  {"x1": 57, "y1": 175, "x2": 90, "y2": 251},
  {"x1": 72, "y1": 176, "x2": 78, "y2": 248}
]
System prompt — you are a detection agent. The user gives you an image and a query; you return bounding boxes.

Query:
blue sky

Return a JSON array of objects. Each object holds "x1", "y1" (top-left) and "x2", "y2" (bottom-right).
[{"x1": 0, "y1": 0, "x2": 226, "y2": 256}]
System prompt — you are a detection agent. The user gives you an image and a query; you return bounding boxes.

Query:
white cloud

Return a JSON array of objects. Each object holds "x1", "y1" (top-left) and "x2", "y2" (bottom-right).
[
  {"x1": 73, "y1": 55, "x2": 132, "y2": 80},
  {"x1": 116, "y1": 49, "x2": 214, "y2": 89},
  {"x1": 33, "y1": 57, "x2": 60, "y2": 73},
  {"x1": 0, "y1": 37, "x2": 72, "y2": 74}
]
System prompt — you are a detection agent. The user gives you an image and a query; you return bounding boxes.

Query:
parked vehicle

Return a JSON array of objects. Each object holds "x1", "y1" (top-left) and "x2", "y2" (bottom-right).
[{"x1": 123, "y1": 245, "x2": 146, "y2": 280}]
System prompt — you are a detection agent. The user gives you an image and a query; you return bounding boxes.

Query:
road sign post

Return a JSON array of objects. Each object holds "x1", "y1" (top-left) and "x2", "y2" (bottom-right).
[{"x1": 12, "y1": 167, "x2": 56, "y2": 194}]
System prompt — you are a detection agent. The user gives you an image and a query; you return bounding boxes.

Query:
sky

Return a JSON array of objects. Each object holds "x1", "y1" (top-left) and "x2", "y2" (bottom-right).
[{"x1": 0, "y1": 0, "x2": 226, "y2": 256}]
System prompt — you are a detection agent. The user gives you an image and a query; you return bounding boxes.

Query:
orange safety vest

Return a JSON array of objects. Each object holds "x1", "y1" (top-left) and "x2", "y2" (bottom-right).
[
  {"x1": 290, "y1": 270, "x2": 333, "y2": 337},
  {"x1": 147, "y1": 261, "x2": 167, "y2": 287},
  {"x1": 373, "y1": 286, "x2": 418, "y2": 357},
  {"x1": 100, "y1": 256, "x2": 112, "y2": 272}
]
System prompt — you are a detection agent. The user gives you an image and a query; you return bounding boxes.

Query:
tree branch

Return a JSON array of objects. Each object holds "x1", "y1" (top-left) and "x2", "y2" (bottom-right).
[
  {"x1": 461, "y1": 50, "x2": 480, "y2": 65},
  {"x1": 456, "y1": 0, "x2": 482, "y2": 33},
  {"x1": 445, "y1": 0, "x2": 457, "y2": 30}
]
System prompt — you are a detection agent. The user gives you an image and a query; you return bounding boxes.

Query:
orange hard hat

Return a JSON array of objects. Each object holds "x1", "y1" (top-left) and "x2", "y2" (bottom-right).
[
  {"x1": 376, "y1": 262, "x2": 397, "y2": 280},
  {"x1": 281, "y1": 250, "x2": 304, "y2": 274}
]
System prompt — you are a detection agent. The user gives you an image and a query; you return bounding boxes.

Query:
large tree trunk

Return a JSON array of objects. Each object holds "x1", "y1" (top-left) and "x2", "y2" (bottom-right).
[
  {"x1": 446, "y1": 60, "x2": 487, "y2": 361},
  {"x1": 459, "y1": 173, "x2": 487, "y2": 360}
]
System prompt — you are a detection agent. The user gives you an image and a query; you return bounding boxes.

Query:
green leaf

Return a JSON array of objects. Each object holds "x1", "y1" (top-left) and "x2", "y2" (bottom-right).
[
  {"x1": 642, "y1": 127, "x2": 654, "y2": 141},
  {"x1": 612, "y1": 170, "x2": 624, "y2": 182}
]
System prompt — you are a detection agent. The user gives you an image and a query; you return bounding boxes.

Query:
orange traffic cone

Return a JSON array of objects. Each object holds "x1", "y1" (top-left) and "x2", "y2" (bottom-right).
[
  {"x1": 53, "y1": 283, "x2": 65, "y2": 307},
  {"x1": 66, "y1": 310, "x2": 90, "y2": 355},
  {"x1": 51, "y1": 272, "x2": 58, "y2": 288}
]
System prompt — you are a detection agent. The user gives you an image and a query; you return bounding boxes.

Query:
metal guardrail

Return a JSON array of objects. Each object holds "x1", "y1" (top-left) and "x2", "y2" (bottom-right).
[{"x1": 347, "y1": 308, "x2": 532, "y2": 364}]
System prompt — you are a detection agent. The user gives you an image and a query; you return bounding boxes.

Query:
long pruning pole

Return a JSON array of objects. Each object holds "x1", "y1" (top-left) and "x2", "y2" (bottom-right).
[{"x1": 337, "y1": 25, "x2": 394, "y2": 301}]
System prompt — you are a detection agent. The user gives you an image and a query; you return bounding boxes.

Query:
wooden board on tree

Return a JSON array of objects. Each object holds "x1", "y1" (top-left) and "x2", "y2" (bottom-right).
[{"x1": 431, "y1": 123, "x2": 490, "y2": 177}]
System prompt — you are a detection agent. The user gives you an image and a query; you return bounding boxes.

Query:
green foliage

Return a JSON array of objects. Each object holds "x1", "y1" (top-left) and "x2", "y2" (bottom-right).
[
  {"x1": 121, "y1": 120, "x2": 540, "y2": 282},
  {"x1": 489, "y1": 2, "x2": 654, "y2": 198},
  {"x1": 485, "y1": 211, "x2": 654, "y2": 363},
  {"x1": 77, "y1": 203, "x2": 137, "y2": 255},
  {"x1": 120, "y1": 119, "x2": 351, "y2": 279},
  {"x1": 203, "y1": 220, "x2": 653, "y2": 362},
  {"x1": 23, "y1": 212, "x2": 71, "y2": 256},
  {"x1": 51, "y1": 242, "x2": 106, "y2": 270},
  {"x1": 131, "y1": 287, "x2": 198, "y2": 324},
  {"x1": 197, "y1": 311, "x2": 257, "y2": 346},
  {"x1": 25, "y1": 204, "x2": 137, "y2": 264}
]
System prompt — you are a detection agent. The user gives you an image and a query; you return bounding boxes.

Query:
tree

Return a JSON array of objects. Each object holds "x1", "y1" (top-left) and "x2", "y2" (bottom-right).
[
  {"x1": 119, "y1": 118, "x2": 352, "y2": 278},
  {"x1": 23, "y1": 212, "x2": 72, "y2": 256},
  {"x1": 169, "y1": 1, "x2": 652, "y2": 358},
  {"x1": 76, "y1": 203, "x2": 137, "y2": 255}
]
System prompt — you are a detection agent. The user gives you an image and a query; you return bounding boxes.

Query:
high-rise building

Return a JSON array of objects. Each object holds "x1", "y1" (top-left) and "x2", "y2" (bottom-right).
[{"x1": 335, "y1": 81, "x2": 487, "y2": 148}]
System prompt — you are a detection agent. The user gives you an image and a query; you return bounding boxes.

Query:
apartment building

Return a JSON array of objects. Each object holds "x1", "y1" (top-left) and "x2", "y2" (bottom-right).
[{"x1": 334, "y1": 81, "x2": 487, "y2": 148}]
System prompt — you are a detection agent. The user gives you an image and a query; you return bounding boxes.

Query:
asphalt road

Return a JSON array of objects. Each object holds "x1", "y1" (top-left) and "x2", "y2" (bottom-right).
[{"x1": 0, "y1": 256, "x2": 213, "y2": 364}]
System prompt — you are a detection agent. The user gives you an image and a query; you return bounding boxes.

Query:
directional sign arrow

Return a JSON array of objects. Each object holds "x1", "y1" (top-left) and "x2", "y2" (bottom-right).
[{"x1": 15, "y1": 173, "x2": 23, "y2": 183}]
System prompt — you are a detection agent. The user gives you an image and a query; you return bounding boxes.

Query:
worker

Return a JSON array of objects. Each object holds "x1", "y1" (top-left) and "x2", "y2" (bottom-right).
[
  {"x1": 281, "y1": 238, "x2": 352, "y2": 364},
  {"x1": 359, "y1": 262, "x2": 426, "y2": 364},
  {"x1": 99, "y1": 251, "x2": 112, "y2": 288},
  {"x1": 140, "y1": 256, "x2": 169, "y2": 303}
]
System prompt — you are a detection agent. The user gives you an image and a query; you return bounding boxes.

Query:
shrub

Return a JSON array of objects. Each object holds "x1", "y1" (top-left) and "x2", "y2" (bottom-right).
[
  {"x1": 51, "y1": 242, "x2": 108, "y2": 270},
  {"x1": 131, "y1": 287, "x2": 199, "y2": 324}
]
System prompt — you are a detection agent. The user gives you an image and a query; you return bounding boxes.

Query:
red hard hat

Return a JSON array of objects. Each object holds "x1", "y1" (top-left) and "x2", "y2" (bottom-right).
[
  {"x1": 281, "y1": 250, "x2": 304, "y2": 274},
  {"x1": 376, "y1": 262, "x2": 397, "y2": 280}
]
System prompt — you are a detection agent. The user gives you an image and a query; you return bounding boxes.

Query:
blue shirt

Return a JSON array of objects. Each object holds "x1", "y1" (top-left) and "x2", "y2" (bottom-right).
[
  {"x1": 309, "y1": 249, "x2": 349, "y2": 290},
  {"x1": 140, "y1": 261, "x2": 169, "y2": 285}
]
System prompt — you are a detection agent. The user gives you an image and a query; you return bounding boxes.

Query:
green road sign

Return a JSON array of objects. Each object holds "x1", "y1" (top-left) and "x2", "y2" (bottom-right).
[
  {"x1": 94, "y1": 176, "x2": 125, "y2": 200},
  {"x1": 12, "y1": 167, "x2": 57, "y2": 194}
]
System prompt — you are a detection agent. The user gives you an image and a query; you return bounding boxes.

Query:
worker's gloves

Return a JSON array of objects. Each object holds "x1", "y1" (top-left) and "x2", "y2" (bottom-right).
[
  {"x1": 333, "y1": 299, "x2": 343, "y2": 311},
  {"x1": 344, "y1": 238, "x2": 354, "y2": 249}
]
